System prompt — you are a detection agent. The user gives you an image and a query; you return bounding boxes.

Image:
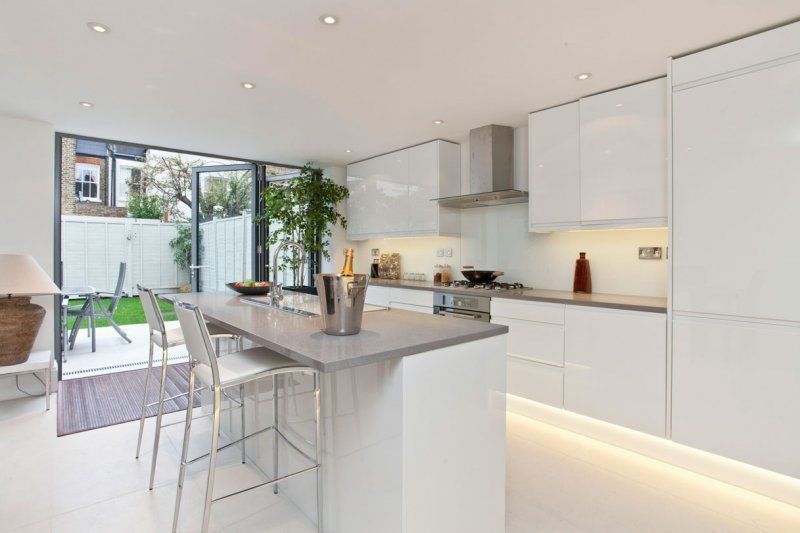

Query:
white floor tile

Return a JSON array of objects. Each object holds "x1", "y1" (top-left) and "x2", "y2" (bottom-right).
[{"x1": 1, "y1": 396, "x2": 799, "y2": 533}]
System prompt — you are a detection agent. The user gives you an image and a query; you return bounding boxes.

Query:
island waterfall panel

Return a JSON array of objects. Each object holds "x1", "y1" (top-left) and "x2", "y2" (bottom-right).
[{"x1": 215, "y1": 335, "x2": 506, "y2": 532}]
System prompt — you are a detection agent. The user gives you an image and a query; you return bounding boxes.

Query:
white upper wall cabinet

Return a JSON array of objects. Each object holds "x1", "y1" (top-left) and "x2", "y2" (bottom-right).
[
  {"x1": 528, "y1": 79, "x2": 668, "y2": 232},
  {"x1": 579, "y1": 78, "x2": 668, "y2": 226},
  {"x1": 528, "y1": 102, "x2": 581, "y2": 231},
  {"x1": 347, "y1": 140, "x2": 460, "y2": 240}
]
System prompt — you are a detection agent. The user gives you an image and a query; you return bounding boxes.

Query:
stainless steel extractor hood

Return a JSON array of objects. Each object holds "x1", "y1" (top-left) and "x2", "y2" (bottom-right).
[{"x1": 435, "y1": 124, "x2": 528, "y2": 209}]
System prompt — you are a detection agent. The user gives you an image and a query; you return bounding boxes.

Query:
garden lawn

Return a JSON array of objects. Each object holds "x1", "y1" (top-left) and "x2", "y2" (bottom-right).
[{"x1": 66, "y1": 295, "x2": 177, "y2": 330}]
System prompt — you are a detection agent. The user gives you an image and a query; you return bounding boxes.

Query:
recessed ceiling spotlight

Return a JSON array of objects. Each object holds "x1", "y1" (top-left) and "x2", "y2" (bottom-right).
[
  {"x1": 344, "y1": 149, "x2": 352, "y2": 153},
  {"x1": 79, "y1": 101, "x2": 94, "y2": 108},
  {"x1": 319, "y1": 15, "x2": 338, "y2": 25},
  {"x1": 575, "y1": 72, "x2": 592, "y2": 80},
  {"x1": 241, "y1": 82, "x2": 256, "y2": 89},
  {"x1": 87, "y1": 22, "x2": 110, "y2": 33},
  {"x1": 615, "y1": 103, "x2": 623, "y2": 107},
  {"x1": 432, "y1": 119, "x2": 444, "y2": 125}
]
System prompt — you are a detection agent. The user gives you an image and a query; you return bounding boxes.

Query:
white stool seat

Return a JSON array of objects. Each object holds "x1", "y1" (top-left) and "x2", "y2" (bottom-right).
[
  {"x1": 153, "y1": 323, "x2": 234, "y2": 348},
  {"x1": 194, "y1": 347, "x2": 301, "y2": 388}
]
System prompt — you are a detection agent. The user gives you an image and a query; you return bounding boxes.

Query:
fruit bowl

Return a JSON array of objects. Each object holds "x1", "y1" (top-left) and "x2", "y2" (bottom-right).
[{"x1": 226, "y1": 281, "x2": 271, "y2": 295}]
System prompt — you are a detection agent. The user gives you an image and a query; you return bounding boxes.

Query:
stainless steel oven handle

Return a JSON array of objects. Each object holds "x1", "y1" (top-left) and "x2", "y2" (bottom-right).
[{"x1": 438, "y1": 310, "x2": 480, "y2": 320}]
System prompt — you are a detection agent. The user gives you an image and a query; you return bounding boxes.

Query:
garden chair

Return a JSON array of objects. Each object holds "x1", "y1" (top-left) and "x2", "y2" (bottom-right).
[{"x1": 67, "y1": 262, "x2": 131, "y2": 349}]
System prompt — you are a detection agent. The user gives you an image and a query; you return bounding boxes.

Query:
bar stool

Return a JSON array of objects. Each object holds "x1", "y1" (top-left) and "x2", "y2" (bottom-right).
[
  {"x1": 172, "y1": 301, "x2": 322, "y2": 533},
  {"x1": 135, "y1": 285, "x2": 242, "y2": 490}
]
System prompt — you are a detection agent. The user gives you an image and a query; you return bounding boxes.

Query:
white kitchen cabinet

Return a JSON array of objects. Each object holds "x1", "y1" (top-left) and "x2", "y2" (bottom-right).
[
  {"x1": 374, "y1": 151, "x2": 409, "y2": 234},
  {"x1": 345, "y1": 158, "x2": 370, "y2": 237},
  {"x1": 347, "y1": 140, "x2": 460, "y2": 240},
  {"x1": 672, "y1": 59, "x2": 800, "y2": 323},
  {"x1": 390, "y1": 302, "x2": 432, "y2": 314},
  {"x1": 564, "y1": 306, "x2": 666, "y2": 437},
  {"x1": 579, "y1": 78, "x2": 668, "y2": 227},
  {"x1": 365, "y1": 285, "x2": 391, "y2": 307},
  {"x1": 389, "y1": 287, "x2": 433, "y2": 309},
  {"x1": 491, "y1": 317, "x2": 564, "y2": 367},
  {"x1": 672, "y1": 316, "x2": 800, "y2": 478},
  {"x1": 492, "y1": 298, "x2": 566, "y2": 407},
  {"x1": 507, "y1": 356, "x2": 564, "y2": 408},
  {"x1": 528, "y1": 102, "x2": 581, "y2": 231}
]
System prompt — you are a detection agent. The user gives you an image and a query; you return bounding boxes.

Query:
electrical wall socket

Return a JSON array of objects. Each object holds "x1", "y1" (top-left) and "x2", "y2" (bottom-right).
[
  {"x1": 436, "y1": 248, "x2": 444, "y2": 257},
  {"x1": 445, "y1": 248, "x2": 453, "y2": 257},
  {"x1": 638, "y1": 247, "x2": 663, "y2": 260},
  {"x1": 371, "y1": 248, "x2": 380, "y2": 257}
]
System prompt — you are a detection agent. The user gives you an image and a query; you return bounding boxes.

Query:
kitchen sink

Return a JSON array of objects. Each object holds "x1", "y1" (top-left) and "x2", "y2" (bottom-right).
[{"x1": 240, "y1": 297, "x2": 319, "y2": 317}]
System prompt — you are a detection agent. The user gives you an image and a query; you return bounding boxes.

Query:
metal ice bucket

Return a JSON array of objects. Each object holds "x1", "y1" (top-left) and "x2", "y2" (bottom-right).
[{"x1": 314, "y1": 273, "x2": 369, "y2": 335}]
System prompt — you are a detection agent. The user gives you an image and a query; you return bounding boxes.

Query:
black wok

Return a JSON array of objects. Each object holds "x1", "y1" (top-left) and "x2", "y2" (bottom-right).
[{"x1": 461, "y1": 269, "x2": 504, "y2": 283}]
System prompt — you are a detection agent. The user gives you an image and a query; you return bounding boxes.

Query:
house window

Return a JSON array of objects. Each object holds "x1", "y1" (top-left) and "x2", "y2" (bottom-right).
[
  {"x1": 75, "y1": 163, "x2": 101, "y2": 201},
  {"x1": 115, "y1": 160, "x2": 143, "y2": 207}
]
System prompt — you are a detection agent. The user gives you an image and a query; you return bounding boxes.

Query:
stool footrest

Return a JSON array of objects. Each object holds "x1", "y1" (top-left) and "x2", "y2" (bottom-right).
[
  {"x1": 211, "y1": 464, "x2": 320, "y2": 504},
  {"x1": 185, "y1": 424, "x2": 275, "y2": 465}
]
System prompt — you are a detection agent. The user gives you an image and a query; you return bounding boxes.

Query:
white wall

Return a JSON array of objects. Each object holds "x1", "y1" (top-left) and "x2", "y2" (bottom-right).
[
  {"x1": 0, "y1": 115, "x2": 55, "y2": 400},
  {"x1": 344, "y1": 126, "x2": 668, "y2": 297}
]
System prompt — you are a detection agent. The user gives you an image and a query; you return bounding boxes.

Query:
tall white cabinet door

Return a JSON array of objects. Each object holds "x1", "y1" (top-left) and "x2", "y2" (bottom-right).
[
  {"x1": 672, "y1": 60, "x2": 800, "y2": 323},
  {"x1": 564, "y1": 306, "x2": 666, "y2": 436},
  {"x1": 373, "y1": 151, "x2": 409, "y2": 234},
  {"x1": 528, "y1": 102, "x2": 581, "y2": 230},
  {"x1": 672, "y1": 317, "x2": 800, "y2": 478},
  {"x1": 408, "y1": 142, "x2": 438, "y2": 233},
  {"x1": 346, "y1": 159, "x2": 370, "y2": 238},
  {"x1": 579, "y1": 78, "x2": 667, "y2": 224}
]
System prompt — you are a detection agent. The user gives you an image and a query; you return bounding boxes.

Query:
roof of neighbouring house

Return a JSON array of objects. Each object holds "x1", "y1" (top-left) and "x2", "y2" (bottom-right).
[{"x1": 75, "y1": 139, "x2": 147, "y2": 160}]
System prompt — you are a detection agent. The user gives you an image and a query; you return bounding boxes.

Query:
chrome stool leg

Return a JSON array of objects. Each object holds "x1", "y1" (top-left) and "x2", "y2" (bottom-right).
[
  {"x1": 240, "y1": 383, "x2": 246, "y2": 464},
  {"x1": 135, "y1": 336, "x2": 155, "y2": 459},
  {"x1": 314, "y1": 371, "x2": 323, "y2": 533},
  {"x1": 149, "y1": 345, "x2": 169, "y2": 490},
  {"x1": 172, "y1": 367, "x2": 195, "y2": 533},
  {"x1": 202, "y1": 387, "x2": 222, "y2": 532},
  {"x1": 273, "y1": 374, "x2": 279, "y2": 494}
]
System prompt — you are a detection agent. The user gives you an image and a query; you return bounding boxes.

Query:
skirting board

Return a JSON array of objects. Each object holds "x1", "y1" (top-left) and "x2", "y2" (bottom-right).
[{"x1": 507, "y1": 393, "x2": 800, "y2": 509}]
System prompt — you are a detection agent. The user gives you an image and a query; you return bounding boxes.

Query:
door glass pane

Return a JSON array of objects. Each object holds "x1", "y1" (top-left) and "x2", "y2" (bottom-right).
[{"x1": 195, "y1": 167, "x2": 253, "y2": 291}]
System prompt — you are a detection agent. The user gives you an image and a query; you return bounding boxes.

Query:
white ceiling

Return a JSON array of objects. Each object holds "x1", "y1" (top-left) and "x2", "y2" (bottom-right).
[{"x1": 1, "y1": 1, "x2": 798, "y2": 166}]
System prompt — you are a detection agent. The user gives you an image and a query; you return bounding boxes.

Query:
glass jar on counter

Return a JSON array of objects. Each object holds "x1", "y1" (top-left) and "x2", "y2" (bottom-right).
[{"x1": 433, "y1": 264, "x2": 443, "y2": 284}]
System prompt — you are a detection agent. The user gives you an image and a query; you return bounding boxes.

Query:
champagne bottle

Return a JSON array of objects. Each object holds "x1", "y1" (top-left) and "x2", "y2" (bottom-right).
[{"x1": 340, "y1": 248, "x2": 355, "y2": 276}]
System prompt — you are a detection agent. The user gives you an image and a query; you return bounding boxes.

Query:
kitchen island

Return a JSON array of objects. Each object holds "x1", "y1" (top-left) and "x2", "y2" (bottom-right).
[{"x1": 164, "y1": 291, "x2": 508, "y2": 533}]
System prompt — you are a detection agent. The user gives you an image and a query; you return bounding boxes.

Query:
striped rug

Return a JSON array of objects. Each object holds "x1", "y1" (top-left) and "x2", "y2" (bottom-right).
[{"x1": 57, "y1": 363, "x2": 197, "y2": 436}]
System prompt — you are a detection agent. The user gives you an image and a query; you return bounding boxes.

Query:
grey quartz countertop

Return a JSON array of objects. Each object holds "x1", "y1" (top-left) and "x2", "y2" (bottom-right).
[
  {"x1": 369, "y1": 278, "x2": 667, "y2": 313},
  {"x1": 162, "y1": 291, "x2": 508, "y2": 373}
]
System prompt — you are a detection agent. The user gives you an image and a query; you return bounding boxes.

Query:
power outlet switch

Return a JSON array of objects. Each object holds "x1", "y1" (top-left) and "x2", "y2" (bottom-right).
[
  {"x1": 638, "y1": 247, "x2": 663, "y2": 260},
  {"x1": 436, "y1": 248, "x2": 445, "y2": 257}
]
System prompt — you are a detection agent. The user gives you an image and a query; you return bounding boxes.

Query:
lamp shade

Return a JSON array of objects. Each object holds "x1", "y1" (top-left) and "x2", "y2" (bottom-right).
[{"x1": 0, "y1": 254, "x2": 60, "y2": 296}]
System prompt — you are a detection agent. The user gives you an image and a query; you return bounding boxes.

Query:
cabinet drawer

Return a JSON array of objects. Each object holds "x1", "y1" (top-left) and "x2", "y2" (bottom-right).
[
  {"x1": 491, "y1": 299, "x2": 565, "y2": 325},
  {"x1": 389, "y1": 302, "x2": 433, "y2": 314},
  {"x1": 389, "y1": 288, "x2": 433, "y2": 307},
  {"x1": 492, "y1": 317, "x2": 564, "y2": 366},
  {"x1": 507, "y1": 356, "x2": 563, "y2": 408},
  {"x1": 365, "y1": 285, "x2": 391, "y2": 307}
]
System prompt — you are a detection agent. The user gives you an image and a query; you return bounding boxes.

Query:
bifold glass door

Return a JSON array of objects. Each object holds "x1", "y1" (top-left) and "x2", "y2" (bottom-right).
[{"x1": 190, "y1": 164, "x2": 257, "y2": 291}]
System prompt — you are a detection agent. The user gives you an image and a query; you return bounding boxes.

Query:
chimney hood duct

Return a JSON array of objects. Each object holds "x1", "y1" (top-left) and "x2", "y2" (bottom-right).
[{"x1": 434, "y1": 124, "x2": 528, "y2": 209}]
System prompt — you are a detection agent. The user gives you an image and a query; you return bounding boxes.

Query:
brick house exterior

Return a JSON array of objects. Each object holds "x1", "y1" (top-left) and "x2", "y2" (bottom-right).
[{"x1": 60, "y1": 137, "x2": 130, "y2": 217}]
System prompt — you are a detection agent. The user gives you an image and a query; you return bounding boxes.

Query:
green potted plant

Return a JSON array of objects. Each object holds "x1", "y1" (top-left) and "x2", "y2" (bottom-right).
[{"x1": 257, "y1": 164, "x2": 349, "y2": 288}]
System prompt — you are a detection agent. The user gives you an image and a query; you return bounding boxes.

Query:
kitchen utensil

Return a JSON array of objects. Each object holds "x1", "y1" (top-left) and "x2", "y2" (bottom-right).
[
  {"x1": 314, "y1": 273, "x2": 369, "y2": 335},
  {"x1": 460, "y1": 268, "x2": 504, "y2": 283}
]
